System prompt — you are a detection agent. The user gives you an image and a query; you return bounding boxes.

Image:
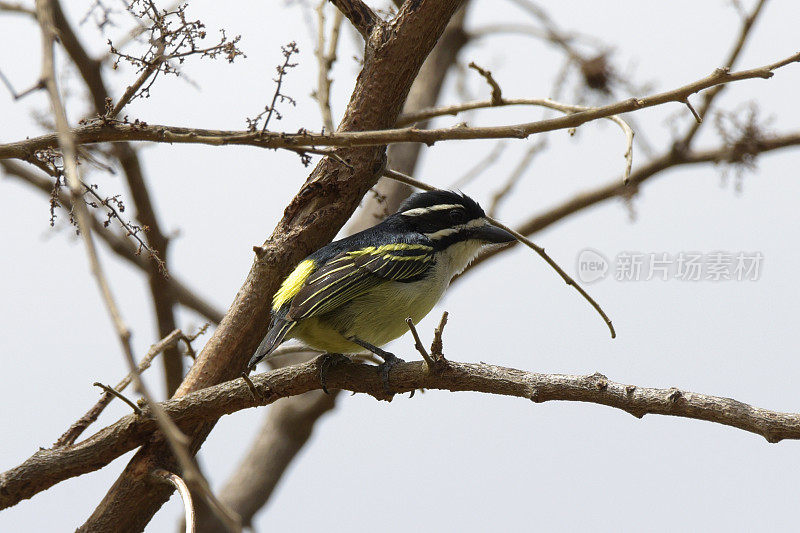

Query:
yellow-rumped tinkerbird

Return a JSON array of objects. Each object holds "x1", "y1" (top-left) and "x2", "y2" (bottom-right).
[{"x1": 247, "y1": 190, "x2": 516, "y2": 390}]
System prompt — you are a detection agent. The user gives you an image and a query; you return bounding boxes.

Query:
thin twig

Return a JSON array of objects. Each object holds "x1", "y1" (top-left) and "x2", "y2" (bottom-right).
[
  {"x1": 109, "y1": 48, "x2": 165, "y2": 117},
  {"x1": 485, "y1": 215, "x2": 615, "y2": 339},
  {"x1": 153, "y1": 469, "x2": 196, "y2": 533},
  {"x1": 3, "y1": 52, "x2": 798, "y2": 159},
  {"x1": 314, "y1": 1, "x2": 343, "y2": 132},
  {"x1": 0, "y1": 69, "x2": 44, "y2": 100},
  {"x1": 430, "y1": 311, "x2": 449, "y2": 360},
  {"x1": 683, "y1": 97, "x2": 702, "y2": 124},
  {"x1": 92, "y1": 382, "x2": 143, "y2": 415},
  {"x1": 260, "y1": 42, "x2": 299, "y2": 133},
  {"x1": 606, "y1": 114, "x2": 635, "y2": 183},
  {"x1": 381, "y1": 168, "x2": 616, "y2": 339},
  {"x1": 468, "y1": 61, "x2": 503, "y2": 104},
  {"x1": 450, "y1": 141, "x2": 506, "y2": 188},
  {"x1": 405, "y1": 317, "x2": 434, "y2": 367},
  {"x1": 55, "y1": 329, "x2": 185, "y2": 447},
  {"x1": 0, "y1": 1, "x2": 35, "y2": 15},
  {"x1": 80, "y1": 181, "x2": 167, "y2": 273},
  {"x1": 680, "y1": 0, "x2": 768, "y2": 146},
  {"x1": 487, "y1": 139, "x2": 546, "y2": 216}
]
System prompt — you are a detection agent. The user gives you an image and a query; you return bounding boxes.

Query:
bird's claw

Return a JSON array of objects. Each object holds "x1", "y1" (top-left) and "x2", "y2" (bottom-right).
[
  {"x1": 319, "y1": 353, "x2": 349, "y2": 394},
  {"x1": 375, "y1": 352, "x2": 404, "y2": 396}
]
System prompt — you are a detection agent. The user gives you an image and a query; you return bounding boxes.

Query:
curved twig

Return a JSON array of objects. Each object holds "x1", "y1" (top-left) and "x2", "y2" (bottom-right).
[
  {"x1": 153, "y1": 470, "x2": 196, "y2": 533},
  {"x1": 1, "y1": 52, "x2": 797, "y2": 161},
  {"x1": 382, "y1": 168, "x2": 616, "y2": 338}
]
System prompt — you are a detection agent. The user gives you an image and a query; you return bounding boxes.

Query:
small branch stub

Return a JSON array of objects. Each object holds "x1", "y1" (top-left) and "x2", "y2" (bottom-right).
[
  {"x1": 406, "y1": 317, "x2": 435, "y2": 368},
  {"x1": 93, "y1": 382, "x2": 142, "y2": 415},
  {"x1": 468, "y1": 61, "x2": 503, "y2": 105},
  {"x1": 430, "y1": 311, "x2": 449, "y2": 360}
]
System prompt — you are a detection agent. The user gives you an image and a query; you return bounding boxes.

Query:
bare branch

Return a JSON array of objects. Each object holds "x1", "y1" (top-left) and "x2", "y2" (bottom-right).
[
  {"x1": 36, "y1": 0, "x2": 135, "y2": 376},
  {"x1": 0, "y1": 1, "x2": 35, "y2": 15},
  {"x1": 4, "y1": 51, "x2": 796, "y2": 159},
  {"x1": 5, "y1": 351, "x2": 800, "y2": 510},
  {"x1": 680, "y1": 0, "x2": 768, "y2": 146},
  {"x1": 683, "y1": 97, "x2": 702, "y2": 124},
  {"x1": 450, "y1": 141, "x2": 506, "y2": 188},
  {"x1": 109, "y1": 47, "x2": 165, "y2": 117},
  {"x1": 35, "y1": 2, "x2": 235, "y2": 512},
  {"x1": 405, "y1": 317, "x2": 434, "y2": 368},
  {"x1": 153, "y1": 470, "x2": 196, "y2": 533},
  {"x1": 314, "y1": 1, "x2": 343, "y2": 132},
  {"x1": 468, "y1": 61, "x2": 503, "y2": 104},
  {"x1": 487, "y1": 139, "x2": 545, "y2": 216},
  {"x1": 48, "y1": 0, "x2": 185, "y2": 393},
  {"x1": 466, "y1": 130, "x2": 800, "y2": 274},
  {"x1": 55, "y1": 329, "x2": 186, "y2": 447},
  {"x1": 430, "y1": 311, "x2": 448, "y2": 359},
  {"x1": 0, "y1": 68, "x2": 44, "y2": 100},
  {"x1": 329, "y1": 0, "x2": 381, "y2": 40},
  {"x1": 0, "y1": 160, "x2": 224, "y2": 323},
  {"x1": 382, "y1": 167, "x2": 616, "y2": 338},
  {"x1": 80, "y1": 2, "x2": 465, "y2": 528},
  {"x1": 92, "y1": 382, "x2": 143, "y2": 415}
]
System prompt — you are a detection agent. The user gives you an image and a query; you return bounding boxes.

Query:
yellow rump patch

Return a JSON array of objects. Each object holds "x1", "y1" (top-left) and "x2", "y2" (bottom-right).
[{"x1": 272, "y1": 259, "x2": 316, "y2": 311}]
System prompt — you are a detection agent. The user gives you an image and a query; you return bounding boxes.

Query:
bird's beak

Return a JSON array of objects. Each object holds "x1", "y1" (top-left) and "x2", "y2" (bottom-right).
[{"x1": 472, "y1": 219, "x2": 516, "y2": 244}]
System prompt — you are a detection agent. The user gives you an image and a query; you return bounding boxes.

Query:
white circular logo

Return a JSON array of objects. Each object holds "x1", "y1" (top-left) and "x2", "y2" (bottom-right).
[{"x1": 576, "y1": 248, "x2": 609, "y2": 283}]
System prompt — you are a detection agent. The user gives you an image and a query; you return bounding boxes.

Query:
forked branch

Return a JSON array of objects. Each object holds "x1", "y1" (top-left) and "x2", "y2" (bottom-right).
[{"x1": 1, "y1": 51, "x2": 797, "y2": 161}]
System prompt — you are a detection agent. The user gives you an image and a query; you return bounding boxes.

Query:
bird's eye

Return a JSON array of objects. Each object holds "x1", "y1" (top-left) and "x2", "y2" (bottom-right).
[{"x1": 449, "y1": 210, "x2": 467, "y2": 224}]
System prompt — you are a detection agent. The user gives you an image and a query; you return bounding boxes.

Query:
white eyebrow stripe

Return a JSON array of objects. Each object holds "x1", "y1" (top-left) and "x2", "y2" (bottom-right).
[
  {"x1": 401, "y1": 203, "x2": 463, "y2": 217},
  {"x1": 423, "y1": 217, "x2": 486, "y2": 240}
]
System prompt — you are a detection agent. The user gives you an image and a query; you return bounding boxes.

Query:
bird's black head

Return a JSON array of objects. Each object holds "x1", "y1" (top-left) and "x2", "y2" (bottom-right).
[{"x1": 395, "y1": 190, "x2": 515, "y2": 249}]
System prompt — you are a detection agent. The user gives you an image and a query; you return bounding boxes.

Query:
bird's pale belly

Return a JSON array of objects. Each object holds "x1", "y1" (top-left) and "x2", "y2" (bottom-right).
[{"x1": 289, "y1": 275, "x2": 449, "y2": 353}]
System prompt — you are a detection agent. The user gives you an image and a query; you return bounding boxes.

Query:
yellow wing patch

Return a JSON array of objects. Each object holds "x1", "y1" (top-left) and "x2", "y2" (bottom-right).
[
  {"x1": 347, "y1": 243, "x2": 431, "y2": 257},
  {"x1": 272, "y1": 259, "x2": 317, "y2": 311}
]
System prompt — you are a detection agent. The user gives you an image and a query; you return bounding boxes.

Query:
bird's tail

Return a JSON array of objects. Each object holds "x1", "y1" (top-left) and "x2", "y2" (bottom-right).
[{"x1": 248, "y1": 318, "x2": 295, "y2": 368}]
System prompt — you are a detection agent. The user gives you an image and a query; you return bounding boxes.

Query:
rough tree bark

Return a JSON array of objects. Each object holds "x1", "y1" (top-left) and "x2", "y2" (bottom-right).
[
  {"x1": 193, "y1": 6, "x2": 471, "y2": 529},
  {"x1": 77, "y1": 2, "x2": 465, "y2": 530}
]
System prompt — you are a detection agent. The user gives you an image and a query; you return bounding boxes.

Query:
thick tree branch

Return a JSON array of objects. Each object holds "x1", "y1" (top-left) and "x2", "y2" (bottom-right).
[
  {"x1": 4, "y1": 353, "x2": 800, "y2": 510},
  {"x1": 329, "y1": 0, "x2": 381, "y2": 40},
  {"x1": 2, "y1": 50, "x2": 797, "y2": 161},
  {"x1": 196, "y1": 384, "x2": 337, "y2": 530},
  {"x1": 78, "y1": 2, "x2": 465, "y2": 530},
  {"x1": 195, "y1": 9, "x2": 473, "y2": 529}
]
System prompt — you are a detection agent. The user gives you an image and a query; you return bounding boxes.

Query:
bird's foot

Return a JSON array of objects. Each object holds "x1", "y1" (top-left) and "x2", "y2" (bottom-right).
[
  {"x1": 318, "y1": 353, "x2": 350, "y2": 394},
  {"x1": 347, "y1": 337, "x2": 406, "y2": 396},
  {"x1": 375, "y1": 352, "x2": 404, "y2": 396}
]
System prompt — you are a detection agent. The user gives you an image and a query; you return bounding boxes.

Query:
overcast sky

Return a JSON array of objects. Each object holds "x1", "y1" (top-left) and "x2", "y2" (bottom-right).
[{"x1": 2, "y1": 0, "x2": 800, "y2": 531}]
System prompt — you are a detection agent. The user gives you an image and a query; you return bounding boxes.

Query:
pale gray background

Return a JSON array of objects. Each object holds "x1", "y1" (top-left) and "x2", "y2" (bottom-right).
[{"x1": 2, "y1": 1, "x2": 799, "y2": 531}]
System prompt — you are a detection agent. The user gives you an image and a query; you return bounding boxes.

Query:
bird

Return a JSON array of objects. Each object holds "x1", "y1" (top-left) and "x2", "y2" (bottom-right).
[{"x1": 247, "y1": 189, "x2": 516, "y2": 390}]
